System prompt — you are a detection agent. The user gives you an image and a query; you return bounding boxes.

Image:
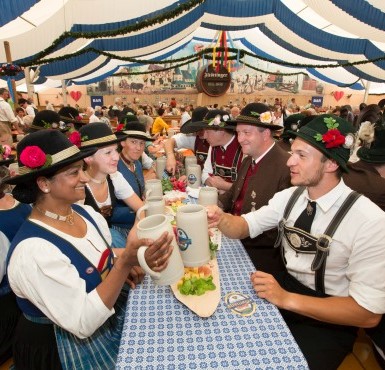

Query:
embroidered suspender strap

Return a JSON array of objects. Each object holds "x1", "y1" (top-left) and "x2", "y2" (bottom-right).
[
  {"x1": 313, "y1": 191, "x2": 361, "y2": 294},
  {"x1": 274, "y1": 186, "x2": 305, "y2": 249},
  {"x1": 231, "y1": 146, "x2": 242, "y2": 181}
]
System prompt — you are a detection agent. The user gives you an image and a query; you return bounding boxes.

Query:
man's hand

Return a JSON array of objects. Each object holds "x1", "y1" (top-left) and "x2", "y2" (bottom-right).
[
  {"x1": 205, "y1": 175, "x2": 231, "y2": 192},
  {"x1": 166, "y1": 155, "x2": 176, "y2": 175},
  {"x1": 206, "y1": 205, "x2": 224, "y2": 229},
  {"x1": 250, "y1": 271, "x2": 291, "y2": 308}
]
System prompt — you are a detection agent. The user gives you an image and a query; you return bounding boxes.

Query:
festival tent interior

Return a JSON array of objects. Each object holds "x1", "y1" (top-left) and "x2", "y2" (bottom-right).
[{"x1": 1, "y1": 0, "x2": 385, "y2": 94}]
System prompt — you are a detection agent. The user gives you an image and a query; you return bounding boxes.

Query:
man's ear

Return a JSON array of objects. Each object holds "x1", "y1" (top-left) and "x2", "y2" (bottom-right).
[{"x1": 325, "y1": 158, "x2": 340, "y2": 173}]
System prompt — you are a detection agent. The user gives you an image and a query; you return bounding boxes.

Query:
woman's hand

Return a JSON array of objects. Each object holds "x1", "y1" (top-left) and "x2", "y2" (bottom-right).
[{"x1": 126, "y1": 266, "x2": 145, "y2": 289}]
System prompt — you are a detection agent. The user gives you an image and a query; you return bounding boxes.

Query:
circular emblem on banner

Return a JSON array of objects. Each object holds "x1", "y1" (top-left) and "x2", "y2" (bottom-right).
[{"x1": 196, "y1": 64, "x2": 231, "y2": 97}]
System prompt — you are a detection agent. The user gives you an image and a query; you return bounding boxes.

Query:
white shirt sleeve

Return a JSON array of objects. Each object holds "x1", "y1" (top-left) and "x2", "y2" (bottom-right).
[
  {"x1": 8, "y1": 208, "x2": 114, "y2": 339},
  {"x1": 201, "y1": 147, "x2": 213, "y2": 184},
  {"x1": 0, "y1": 231, "x2": 9, "y2": 282},
  {"x1": 173, "y1": 133, "x2": 196, "y2": 150},
  {"x1": 110, "y1": 171, "x2": 134, "y2": 199},
  {"x1": 25, "y1": 105, "x2": 36, "y2": 117},
  {"x1": 141, "y1": 152, "x2": 154, "y2": 170}
]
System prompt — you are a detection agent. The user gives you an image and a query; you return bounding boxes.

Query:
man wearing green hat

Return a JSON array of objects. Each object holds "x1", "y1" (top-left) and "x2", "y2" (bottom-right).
[{"x1": 206, "y1": 114, "x2": 385, "y2": 369}]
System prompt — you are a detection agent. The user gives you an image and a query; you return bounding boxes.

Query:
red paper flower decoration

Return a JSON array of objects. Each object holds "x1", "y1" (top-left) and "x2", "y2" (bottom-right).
[
  {"x1": 69, "y1": 131, "x2": 81, "y2": 147},
  {"x1": 116, "y1": 123, "x2": 124, "y2": 132},
  {"x1": 20, "y1": 146, "x2": 49, "y2": 169},
  {"x1": 321, "y1": 129, "x2": 346, "y2": 148}
]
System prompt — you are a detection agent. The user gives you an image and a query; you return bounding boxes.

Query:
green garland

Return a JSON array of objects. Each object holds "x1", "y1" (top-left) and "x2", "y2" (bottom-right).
[
  {"x1": 22, "y1": 44, "x2": 385, "y2": 74},
  {"x1": 23, "y1": 0, "x2": 205, "y2": 66}
]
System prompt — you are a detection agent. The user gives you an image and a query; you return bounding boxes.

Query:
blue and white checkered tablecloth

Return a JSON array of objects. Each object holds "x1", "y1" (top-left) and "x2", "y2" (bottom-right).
[{"x1": 117, "y1": 233, "x2": 309, "y2": 370}]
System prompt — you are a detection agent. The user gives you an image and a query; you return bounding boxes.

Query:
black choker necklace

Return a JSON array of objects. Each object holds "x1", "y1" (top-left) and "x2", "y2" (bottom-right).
[{"x1": 35, "y1": 206, "x2": 75, "y2": 225}]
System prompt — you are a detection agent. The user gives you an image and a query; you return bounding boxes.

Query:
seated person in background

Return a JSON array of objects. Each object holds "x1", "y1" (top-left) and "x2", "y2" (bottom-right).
[
  {"x1": 152, "y1": 108, "x2": 170, "y2": 135},
  {"x1": 0, "y1": 124, "x2": 13, "y2": 147},
  {"x1": 76, "y1": 123, "x2": 144, "y2": 248},
  {"x1": 207, "y1": 114, "x2": 385, "y2": 370},
  {"x1": 14, "y1": 108, "x2": 25, "y2": 134},
  {"x1": 344, "y1": 104, "x2": 385, "y2": 211},
  {"x1": 179, "y1": 106, "x2": 191, "y2": 126},
  {"x1": 182, "y1": 109, "x2": 243, "y2": 194},
  {"x1": 116, "y1": 120, "x2": 155, "y2": 224},
  {"x1": 7, "y1": 130, "x2": 172, "y2": 370},
  {"x1": 219, "y1": 103, "x2": 291, "y2": 274},
  {"x1": 165, "y1": 107, "x2": 209, "y2": 175},
  {"x1": 0, "y1": 160, "x2": 31, "y2": 366}
]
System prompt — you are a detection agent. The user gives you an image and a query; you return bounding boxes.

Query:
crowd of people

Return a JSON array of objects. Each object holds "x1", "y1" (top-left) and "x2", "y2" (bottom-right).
[{"x1": 0, "y1": 87, "x2": 385, "y2": 369}]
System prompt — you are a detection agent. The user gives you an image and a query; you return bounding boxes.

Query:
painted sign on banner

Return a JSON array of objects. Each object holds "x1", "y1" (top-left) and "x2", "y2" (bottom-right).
[
  {"x1": 311, "y1": 96, "x2": 323, "y2": 107},
  {"x1": 90, "y1": 95, "x2": 103, "y2": 108}
]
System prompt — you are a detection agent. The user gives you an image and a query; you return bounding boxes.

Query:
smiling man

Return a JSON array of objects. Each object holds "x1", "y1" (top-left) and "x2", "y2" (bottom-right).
[
  {"x1": 206, "y1": 114, "x2": 385, "y2": 370},
  {"x1": 218, "y1": 103, "x2": 291, "y2": 273}
]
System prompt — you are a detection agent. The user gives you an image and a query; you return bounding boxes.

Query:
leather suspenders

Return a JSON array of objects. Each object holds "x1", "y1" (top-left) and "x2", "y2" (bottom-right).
[{"x1": 278, "y1": 186, "x2": 361, "y2": 294}]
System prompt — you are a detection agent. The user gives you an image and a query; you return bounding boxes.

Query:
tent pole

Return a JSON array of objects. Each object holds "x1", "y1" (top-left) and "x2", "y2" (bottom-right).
[
  {"x1": 363, "y1": 81, "x2": 371, "y2": 103},
  {"x1": 61, "y1": 79, "x2": 67, "y2": 105},
  {"x1": 3, "y1": 41, "x2": 18, "y2": 106},
  {"x1": 24, "y1": 67, "x2": 35, "y2": 100}
]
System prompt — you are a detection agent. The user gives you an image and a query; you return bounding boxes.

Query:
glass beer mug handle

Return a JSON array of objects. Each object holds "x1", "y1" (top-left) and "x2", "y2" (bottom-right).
[{"x1": 137, "y1": 246, "x2": 161, "y2": 279}]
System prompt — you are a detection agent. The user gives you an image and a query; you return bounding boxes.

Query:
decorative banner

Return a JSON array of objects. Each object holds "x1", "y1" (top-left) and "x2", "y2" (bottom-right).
[
  {"x1": 333, "y1": 91, "x2": 344, "y2": 101},
  {"x1": 70, "y1": 90, "x2": 82, "y2": 102},
  {"x1": 90, "y1": 95, "x2": 103, "y2": 108},
  {"x1": 311, "y1": 96, "x2": 323, "y2": 107}
]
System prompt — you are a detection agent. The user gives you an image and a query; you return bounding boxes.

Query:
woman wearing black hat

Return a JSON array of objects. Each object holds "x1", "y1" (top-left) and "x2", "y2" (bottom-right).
[
  {"x1": 77, "y1": 123, "x2": 145, "y2": 248},
  {"x1": 6, "y1": 130, "x2": 173, "y2": 370},
  {"x1": 0, "y1": 160, "x2": 31, "y2": 365}
]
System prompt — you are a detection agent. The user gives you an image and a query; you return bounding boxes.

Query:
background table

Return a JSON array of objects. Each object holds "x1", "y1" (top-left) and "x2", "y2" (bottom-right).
[{"x1": 117, "y1": 232, "x2": 309, "y2": 369}]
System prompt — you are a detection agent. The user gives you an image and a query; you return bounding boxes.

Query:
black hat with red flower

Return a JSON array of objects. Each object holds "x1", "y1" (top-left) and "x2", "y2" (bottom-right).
[
  {"x1": 5, "y1": 130, "x2": 96, "y2": 185},
  {"x1": 58, "y1": 106, "x2": 84, "y2": 130},
  {"x1": 289, "y1": 114, "x2": 356, "y2": 172}
]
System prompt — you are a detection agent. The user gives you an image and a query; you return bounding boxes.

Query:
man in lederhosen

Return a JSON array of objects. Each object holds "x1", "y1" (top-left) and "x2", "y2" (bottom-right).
[
  {"x1": 206, "y1": 114, "x2": 385, "y2": 369},
  {"x1": 184, "y1": 109, "x2": 242, "y2": 194}
]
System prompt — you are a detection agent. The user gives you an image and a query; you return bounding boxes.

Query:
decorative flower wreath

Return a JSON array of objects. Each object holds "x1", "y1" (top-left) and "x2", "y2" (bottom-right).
[
  {"x1": 0, "y1": 63, "x2": 23, "y2": 77},
  {"x1": 0, "y1": 144, "x2": 12, "y2": 159},
  {"x1": 208, "y1": 114, "x2": 230, "y2": 127},
  {"x1": 19, "y1": 146, "x2": 52, "y2": 170},
  {"x1": 41, "y1": 120, "x2": 67, "y2": 130},
  {"x1": 250, "y1": 111, "x2": 274, "y2": 124},
  {"x1": 314, "y1": 117, "x2": 355, "y2": 149}
]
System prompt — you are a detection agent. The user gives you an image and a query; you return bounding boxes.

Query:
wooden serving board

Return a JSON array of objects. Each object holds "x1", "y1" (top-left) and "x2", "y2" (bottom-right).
[{"x1": 170, "y1": 258, "x2": 221, "y2": 317}]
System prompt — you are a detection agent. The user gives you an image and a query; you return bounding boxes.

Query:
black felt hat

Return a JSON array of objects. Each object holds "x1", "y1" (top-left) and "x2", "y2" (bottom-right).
[
  {"x1": 116, "y1": 121, "x2": 154, "y2": 141},
  {"x1": 357, "y1": 125, "x2": 385, "y2": 164},
  {"x1": 5, "y1": 130, "x2": 96, "y2": 185},
  {"x1": 29, "y1": 110, "x2": 71, "y2": 133},
  {"x1": 235, "y1": 103, "x2": 283, "y2": 131},
  {"x1": 182, "y1": 106, "x2": 209, "y2": 127},
  {"x1": 79, "y1": 122, "x2": 128, "y2": 150},
  {"x1": 180, "y1": 109, "x2": 235, "y2": 134},
  {"x1": 58, "y1": 106, "x2": 84, "y2": 130},
  {"x1": 289, "y1": 114, "x2": 356, "y2": 172}
]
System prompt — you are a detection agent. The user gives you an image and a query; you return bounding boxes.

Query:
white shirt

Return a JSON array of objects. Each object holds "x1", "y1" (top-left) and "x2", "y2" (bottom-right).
[
  {"x1": 46, "y1": 102, "x2": 55, "y2": 111},
  {"x1": 201, "y1": 135, "x2": 236, "y2": 184},
  {"x1": 83, "y1": 171, "x2": 134, "y2": 207},
  {"x1": 243, "y1": 180, "x2": 385, "y2": 314},
  {"x1": 141, "y1": 152, "x2": 154, "y2": 170},
  {"x1": 25, "y1": 105, "x2": 35, "y2": 117},
  {"x1": 180, "y1": 112, "x2": 191, "y2": 126},
  {"x1": 89, "y1": 114, "x2": 99, "y2": 123},
  {"x1": 8, "y1": 205, "x2": 114, "y2": 338},
  {"x1": 173, "y1": 133, "x2": 196, "y2": 150},
  {"x1": 0, "y1": 97, "x2": 17, "y2": 123}
]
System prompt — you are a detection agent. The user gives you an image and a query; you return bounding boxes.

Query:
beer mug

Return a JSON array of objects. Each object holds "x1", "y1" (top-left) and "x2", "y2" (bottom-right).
[
  {"x1": 198, "y1": 186, "x2": 218, "y2": 206},
  {"x1": 176, "y1": 204, "x2": 210, "y2": 267},
  {"x1": 137, "y1": 214, "x2": 184, "y2": 285},
  {"x1": 156, "y1": 156, "x2": 167, "y2": 179},
  {"x1": 186, "y1": 164, "x2": 201, "y2": 189},
  {"x1": 136, "y1": 196, "x2": 165, "y2": 219},
  {"x1": 145, "y1": 179, "x2": 163, "y2": 198}
]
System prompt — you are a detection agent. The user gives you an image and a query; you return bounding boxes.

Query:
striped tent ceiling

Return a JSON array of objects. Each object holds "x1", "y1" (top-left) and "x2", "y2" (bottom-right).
[{"x1": 1, "y1": 0, "x2": 385, "y2": 91}]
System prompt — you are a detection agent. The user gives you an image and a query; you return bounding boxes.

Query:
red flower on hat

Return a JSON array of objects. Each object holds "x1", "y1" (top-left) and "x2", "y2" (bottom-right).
[
  {"x1": 116, "y1": 123, "x2": 124, "y2": 132},
  {"x1": 68, "y1": 131, "x2": 81, "y2": 147},
  {"x1": 321, "y1": 129, "x2": 346, "y2": 148},
  {"x1": 20, "y1": 146, "x2": 51, "y2": 169}
]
